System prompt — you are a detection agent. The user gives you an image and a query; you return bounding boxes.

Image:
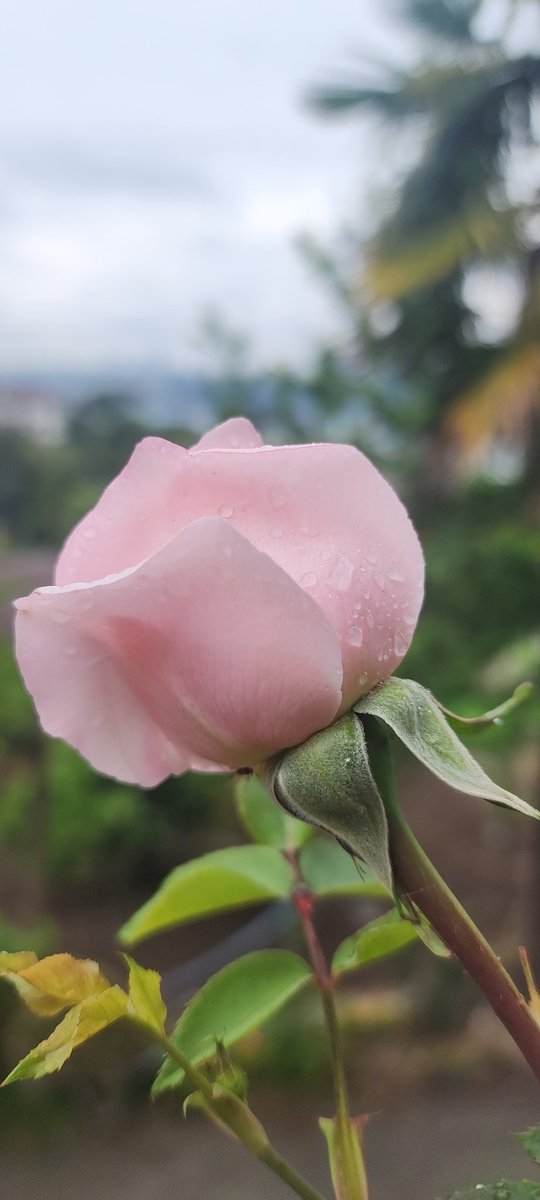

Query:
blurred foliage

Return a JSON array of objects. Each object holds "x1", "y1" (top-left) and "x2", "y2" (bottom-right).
[{"x1": 0, "y1": 0, "x2": 539, "y2": 1129}]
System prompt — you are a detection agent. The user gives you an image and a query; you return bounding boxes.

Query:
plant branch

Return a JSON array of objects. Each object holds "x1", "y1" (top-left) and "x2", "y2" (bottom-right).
[
  {"x1": 386, "y1": 801, "x2": 540, "y2": 1084},
  {"x1": 289, "y1": 851, "x2": 368, "y2": 1199},
  {"x1": 157, "y1": 1032, "x2": 328, "y2": 1200}
]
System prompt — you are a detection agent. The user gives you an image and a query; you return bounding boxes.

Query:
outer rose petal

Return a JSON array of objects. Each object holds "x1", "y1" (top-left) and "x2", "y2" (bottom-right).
[
  {"x1": 54, "y1": 418, "x2": 263, "y2": 586},
  {"x1": 15, "y1": 518, "x2": 343, "y2": 786},
  {"x1": 192, "y1": 417, "x2": 263, "y2": 451},
  {"x1": 176, "y1": 443, "x2": 424, "y2": 705}
]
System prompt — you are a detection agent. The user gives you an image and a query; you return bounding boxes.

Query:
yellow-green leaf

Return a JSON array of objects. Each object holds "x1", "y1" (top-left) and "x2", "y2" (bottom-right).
[
  {"x1": 125, "y1": 956, "x2": 166, "y2": 1036},
  {"x1": 0, "y1": 953, "x2": 111, "y2": 1016},
  {"x1": 2, "y1": 986, "x2": 127, "y2": 1085}
]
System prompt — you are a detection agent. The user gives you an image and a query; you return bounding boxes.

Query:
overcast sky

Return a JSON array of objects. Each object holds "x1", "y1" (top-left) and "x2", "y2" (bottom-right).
[
  {"x1": 2, "y1": 1, "x2": 535, "y2": 375},
  {"x1": 0, "y1": 0, "x2": 421, "y2": 373}
]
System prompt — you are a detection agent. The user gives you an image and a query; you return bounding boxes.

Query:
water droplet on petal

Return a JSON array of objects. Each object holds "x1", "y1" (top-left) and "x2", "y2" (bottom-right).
[
  {"x1": 218, "y1": 504, "x2": 234, "y2": 519},
  {"x1": 388, "y1": 569, "x2": 406, "y2": 583},
  {"x1": 301, "y1": 572, "x2": 317, "y2": 588},
  {"x1": 346, "y1": 625, "x2": 364, "y2": 647},
  {"x1": 366, "y1": 610, "x2": 375, "y2": 629},
  {"x1": 329, "y1": 559, "x2": 354, "y2": 592},
  {"x1": 83, "y1": 526, "x2": 96, "y2": 540},
  {"x1": 394, "y1": 630, "x2": 409, "y2": 656},
  {"x1": 321, "y1": 550, "x2": 331, "y2": 562},
  {"x1": 403, "y1": 613, "x2": 417, "y2": 627},
  {"x1": 73, "y1": 547, "x2": 83, "y2": 559}
]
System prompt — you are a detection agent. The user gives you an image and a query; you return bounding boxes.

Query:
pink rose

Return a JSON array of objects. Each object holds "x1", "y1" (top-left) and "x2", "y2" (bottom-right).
[{"x1": 14, "y1": 418, "x2": 424, "y2": 786}]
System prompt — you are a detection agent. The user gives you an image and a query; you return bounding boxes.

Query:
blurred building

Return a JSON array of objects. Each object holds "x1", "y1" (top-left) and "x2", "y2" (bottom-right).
[{"x1": 0, "y1": 388, "x2": 66, "y2": 445}]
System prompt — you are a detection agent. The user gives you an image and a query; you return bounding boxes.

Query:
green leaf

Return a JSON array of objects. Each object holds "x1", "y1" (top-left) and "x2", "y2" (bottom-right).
[
  {"x1": 153, "y1": 950, "x2": 311, "y2": 1095},
  {"x1": 2, "y1": 986, "x2": 127, "y2": 1085},
  {"x1": 332, "y1": 910, "x2": 419, "y2": 976},
  {"x1": 355, "y1": 678, "x2": 540, "y2": 821},
  {"x1": 299, "y1": 836, "x2": 388, "y2": 898},
  {"x1": 440, "y1": 1184, "x2": 540, "y2": 1199},
  {"x1": 119, "y1": 846, "x2": 294, "y2": 945},
  {"x1": 265, "y1": 713, "x2": 393, "y2": 891},
  {"x1": 125, "y1": 956, "x2": 166, "y2": 1036},
  {"x1": 235, "y1": 773, "x2": 312, "y2": 850},
  {"x1": 517, "y1": 1128, "x2": 540, "y2": 1165}
]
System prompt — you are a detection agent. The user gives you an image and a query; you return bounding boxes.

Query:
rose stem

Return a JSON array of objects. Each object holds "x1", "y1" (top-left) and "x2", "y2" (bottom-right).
[
  {"x1": 156, "y1": 1032, "x2": 328, "y2": 1200},
  {"x1": 288, "y1": 849, "x2": 368, "y2": 1199},
  {"x1": 386, "y1": 798, "x2": 540, "y2": 1084}
]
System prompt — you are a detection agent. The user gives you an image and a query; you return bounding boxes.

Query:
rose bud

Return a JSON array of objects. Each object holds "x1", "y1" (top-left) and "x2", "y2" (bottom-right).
[{"x1": 14, "y1": 418, "x2": 424, "y2": 786}]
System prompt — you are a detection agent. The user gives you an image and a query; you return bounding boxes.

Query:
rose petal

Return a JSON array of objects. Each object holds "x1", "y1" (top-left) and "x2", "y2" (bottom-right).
[
  {"x1": 54, "y1": 431, "x2": 423, "y2": 706},
  {"x1": 176, "y1": 443, "x2": 424, "y2": 705},
  {"x1": 16, "y1": 518, "x2": 343, "y2": 785},
  {"x1": 192, "y1": 417, "x2": 263, "y2": 452},
  {"x1": 55, "y1": 437, "x2": 189, "y2": 586}
]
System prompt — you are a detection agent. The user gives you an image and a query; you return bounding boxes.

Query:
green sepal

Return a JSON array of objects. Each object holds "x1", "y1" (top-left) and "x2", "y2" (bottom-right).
[
  {"x1": 437, "y1": 682, "x2": 533, "y2": 731},
  {"x1": 299, "y1": 835, "x2": 388, "y2": 898},
  {"x1": 355, "y1": 678, "x2": 539, "y2": 821},
  {"x1": 264, "y1": 713, "x2": 393, "y2": 891}
]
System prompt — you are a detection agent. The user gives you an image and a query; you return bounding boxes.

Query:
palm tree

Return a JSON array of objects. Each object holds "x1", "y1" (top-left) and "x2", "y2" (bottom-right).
[{"x1": 308, "y1": 0, "x2": 540, "y2": 471}]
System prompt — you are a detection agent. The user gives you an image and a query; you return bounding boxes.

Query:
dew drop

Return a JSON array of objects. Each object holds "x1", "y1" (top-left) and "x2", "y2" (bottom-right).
[
  {"x1": 388, "y1": 569, "x2": 406, "y2": 583},
  {"x1": 346, "y1": 625, "x2": 364, "y2": 647},
  {"x1": 403, "y1": 613, "x2": 417, "y2": 627},
  {"x1": 329, "y1": 559, "x2": 354, "y2": 592},
  {"x1": 358, "y1": 671, "x2": 369, "y2": 687},
  {"x1": 366, "y1": 610, "x2": 375, "y2": 629},
  {"x1": 218, "y1": 504, "x2": 234, "y2": 519},
  {"x1": 363, "y1": 589, "x2": 371, "y2": 600},
  {"x1": 83, "y1": 525, "x2": 96, "y2": 540},
  {"x1": 300, "y1": 572, "x2": 317, "y2": 588},
  {"x1": 321, "y1": 549, "x2": 331, "y2": 562},
  {"x1": 73, "y1": 547, "x2": 83, "y2": 559},
  {"x1": 394, "y1": 630, "x2": 409, "y2": 656}
]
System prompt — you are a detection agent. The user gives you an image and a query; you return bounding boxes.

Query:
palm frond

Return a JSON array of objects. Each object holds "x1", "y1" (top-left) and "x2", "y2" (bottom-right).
[
  {"x1": 366, "y1": 204, "x2": 519, "y2": 300},
  {"x1": 446, "y1": 342, "x2": 540, "y2": 451}
]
